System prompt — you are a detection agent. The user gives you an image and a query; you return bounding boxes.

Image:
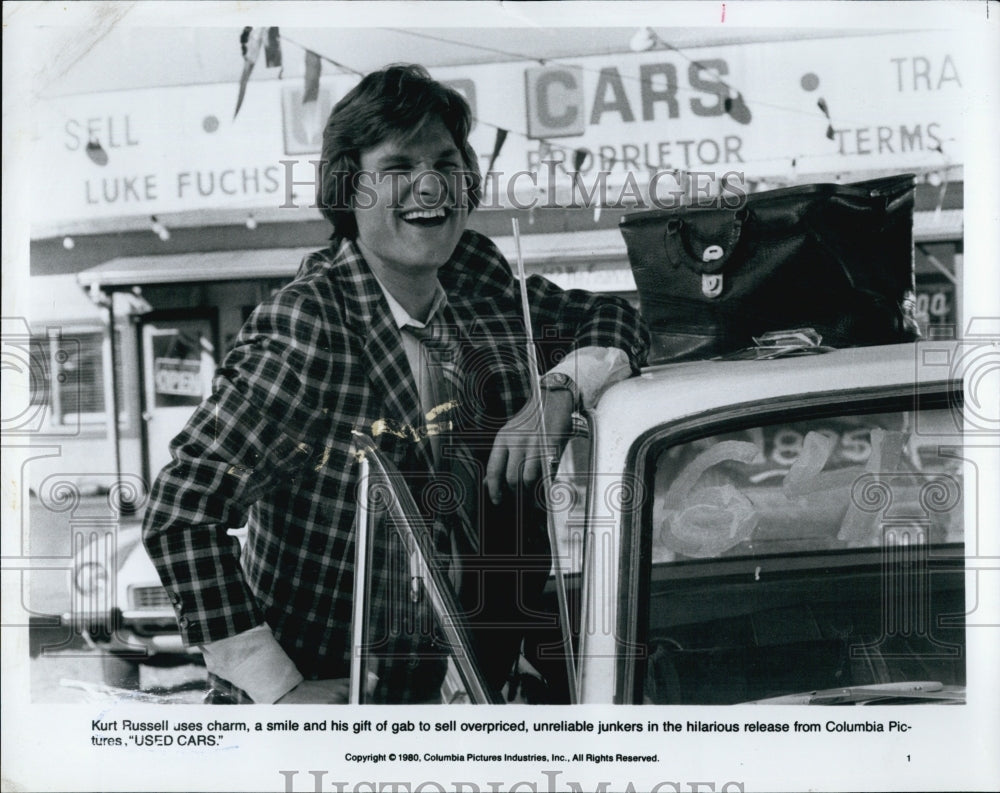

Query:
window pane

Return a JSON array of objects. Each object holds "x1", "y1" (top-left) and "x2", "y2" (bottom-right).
[
  {"x1": 57, "y1": 332, "x2": 105, "y2": 422},
  {"x1": 358, "y1": 465, "x2": 465, "y2": 704},
  {"x1": 352, "y1": 439, "x2": 505, "y2": 705},
  {"x1": 650, "y1": 408, "x2": 962, "y2": 562},
  {"x1": 641, "y1": 404, "x2": 965, "y2": 705},
  {"x1": 150, "y1": 329, "x2": 209, "y2": 408}
]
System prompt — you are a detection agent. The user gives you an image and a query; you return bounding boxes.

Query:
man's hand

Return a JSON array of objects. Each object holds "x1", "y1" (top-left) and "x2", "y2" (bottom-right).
[
  {"x1": 485, "y1": 389, "x2": 575, "y2": 504},
  {"x1": 275, "y1": 678, "x2": 350, "y2": 704}
]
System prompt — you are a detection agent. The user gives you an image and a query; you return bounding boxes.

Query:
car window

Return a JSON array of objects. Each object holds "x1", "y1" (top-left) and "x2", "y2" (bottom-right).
[
  {"x1": 636, "y1": 400, "x2": 965, "y2": 705},
  {"x1": 352, "y1": 434, "x2": 499, "y2": 705},
  {"x1": 650, "y1": 407, "x2": 963, "y2": 562}
]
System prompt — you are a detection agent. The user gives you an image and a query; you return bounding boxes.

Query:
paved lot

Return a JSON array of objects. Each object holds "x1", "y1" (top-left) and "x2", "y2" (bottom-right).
[{"x1": 30, "y1": 642, "x2": 208, "y2": 704}]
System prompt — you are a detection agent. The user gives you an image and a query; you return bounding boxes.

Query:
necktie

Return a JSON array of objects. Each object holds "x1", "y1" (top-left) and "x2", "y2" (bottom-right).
[
  {"x1": 401, "y1": 321, "x2": 458, "y2": 464},
  {"x1": 401, "y1": 321, "x2": 479, "y2": 592}
]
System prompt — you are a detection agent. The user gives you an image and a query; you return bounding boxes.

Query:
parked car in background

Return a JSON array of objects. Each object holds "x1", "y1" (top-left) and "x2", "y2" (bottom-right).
[{"x1": 69, "y1": 524, "x2": 206, "y2": 688}]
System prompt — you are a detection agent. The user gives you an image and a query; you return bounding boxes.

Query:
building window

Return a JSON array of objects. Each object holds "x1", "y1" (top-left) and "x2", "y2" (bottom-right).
[
  {"x1": 915, "y1": 240, "x2": 961, "y2": 334},
  {"x1": 29, "y1": 330, "x2": 107, "y2": 428}
]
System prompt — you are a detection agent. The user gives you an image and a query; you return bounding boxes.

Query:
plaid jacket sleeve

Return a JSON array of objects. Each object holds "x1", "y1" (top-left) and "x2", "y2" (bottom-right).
[
  {"x1": 142, "y1": 280, "x2": 338, "y2": 646},
  {"x1": 446, "y1": 230, "x2": 650, "y2": 373},
  {"x1": 523, "y1": 270, "x2": 649, "y2": 374}
]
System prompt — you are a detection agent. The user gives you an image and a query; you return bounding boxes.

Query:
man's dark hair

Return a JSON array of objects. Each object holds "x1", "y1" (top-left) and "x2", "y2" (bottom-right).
[{"x1": 318, "y1": 64, "x2": 482, "y2": 238}]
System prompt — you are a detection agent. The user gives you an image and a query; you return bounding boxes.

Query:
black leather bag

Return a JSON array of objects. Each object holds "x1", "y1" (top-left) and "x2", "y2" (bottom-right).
[{"x1": 619, "y1": 174, "x2": 920, "y2": 363}]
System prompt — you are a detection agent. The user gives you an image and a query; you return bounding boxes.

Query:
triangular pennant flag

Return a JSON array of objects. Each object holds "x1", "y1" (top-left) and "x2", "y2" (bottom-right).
[
  {"x1": 572, "y1": 148, "x2": 588, "y2": 172},
  {"x1": 724, "y1": 92, "x2": 752, "y2": 125},
  {"x1": 86, "y1": 139, "x2": 108, "y2": 166},
  {"x1": 264, "y1": 27, "x2": 282, "y2": 68},
  {"x1": 235, "y1": 27, "x2": 265, "y2": 119},
  {"x1": 817, "y1": 97, "x2": 830, "y2": 118},
  {"x1": 303, "y1": 50, "x2": 322, "y2": 104},
  {"x1": 486, "y1": 128, "x2": 508, "y2": 174}
]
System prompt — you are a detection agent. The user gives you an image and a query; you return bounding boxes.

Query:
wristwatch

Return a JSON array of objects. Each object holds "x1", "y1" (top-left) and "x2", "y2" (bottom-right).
[{"x1": 539, "y1": 371, "x2": 581, "y2": 410}]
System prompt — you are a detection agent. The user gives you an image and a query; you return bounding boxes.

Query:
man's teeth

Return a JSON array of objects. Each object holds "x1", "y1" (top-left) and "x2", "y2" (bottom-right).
[{"x1": 402, "y1": 208, "x2": 447, "y2": 221}]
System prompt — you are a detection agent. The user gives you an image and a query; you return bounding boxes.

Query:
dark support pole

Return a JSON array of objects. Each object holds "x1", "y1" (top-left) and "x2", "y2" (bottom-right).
[{"x1": 105, "y1": 293, "x2": 125, "y2": 510}]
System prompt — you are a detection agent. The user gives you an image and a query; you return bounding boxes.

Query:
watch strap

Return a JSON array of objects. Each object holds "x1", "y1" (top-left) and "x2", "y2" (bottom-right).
[{"x1": 539, "y1": 371, "x2": 581, "y2": 410}]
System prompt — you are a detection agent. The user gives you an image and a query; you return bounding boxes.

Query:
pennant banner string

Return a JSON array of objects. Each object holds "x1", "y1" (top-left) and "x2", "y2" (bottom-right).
[
  {"x1": 384, "y1": 25, "x2": 900, "y2": 131},
  {"x1": 280, "y1": 34, "x2": 366, "y2": 77},
  {"x1": 274, "y1": 32, "x2": 846, "y2": 151},
  {"x1": 252, "y1": 31, "x2": 956, "y2": 176},
  {"x1": 383, "y1": 27, "x2": 549, "y2": 66}
]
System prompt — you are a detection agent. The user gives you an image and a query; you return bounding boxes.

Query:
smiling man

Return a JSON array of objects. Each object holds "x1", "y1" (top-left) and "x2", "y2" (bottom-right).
[{"x1": 142, "y1": 64, "x2": 648, "y2": 704}]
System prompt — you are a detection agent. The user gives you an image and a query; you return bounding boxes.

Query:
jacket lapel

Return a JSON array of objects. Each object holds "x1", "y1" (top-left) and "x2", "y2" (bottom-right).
[{"x1": 333, "y1": 239, "x2": 432, "y2": 472}]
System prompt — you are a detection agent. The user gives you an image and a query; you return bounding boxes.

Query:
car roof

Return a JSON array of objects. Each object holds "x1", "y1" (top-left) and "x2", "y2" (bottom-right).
[{"x1": 591, "y1": 342, "x2": 959, "y2": 464}]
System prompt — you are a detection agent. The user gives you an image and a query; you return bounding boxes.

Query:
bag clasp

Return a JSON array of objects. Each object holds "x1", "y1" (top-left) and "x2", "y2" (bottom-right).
[
  {"x1": 702, "y1": 244, "x2": 725, "y2": 262},
  {"x1": 702, "y1": 273, "x2": 724, "y2": 298}
]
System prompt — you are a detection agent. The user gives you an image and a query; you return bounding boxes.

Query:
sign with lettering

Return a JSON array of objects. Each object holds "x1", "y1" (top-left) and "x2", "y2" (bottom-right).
[
  {"x1": 153, "y1": 357, "x2": 202, "y2": 398},
  {"x1": 525, "y1": 66, "x2": 586, "y2": 138},
  {"x1": 31, "y1": 30, "x2": 967, "y2": 227}
]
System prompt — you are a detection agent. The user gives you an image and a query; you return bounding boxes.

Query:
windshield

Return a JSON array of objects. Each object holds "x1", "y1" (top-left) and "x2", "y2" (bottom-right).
[{"x1": 636, "y1": 399, "x2": 965, "y2": 705}]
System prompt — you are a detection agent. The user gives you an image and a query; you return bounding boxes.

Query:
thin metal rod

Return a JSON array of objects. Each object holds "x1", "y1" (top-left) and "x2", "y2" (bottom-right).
[
  {"x1": 511, "y1": 218, "x2": 579, "y2": 702},
  {"x1": 349, "y1": 455, "x2": 371, "y2": 704}
]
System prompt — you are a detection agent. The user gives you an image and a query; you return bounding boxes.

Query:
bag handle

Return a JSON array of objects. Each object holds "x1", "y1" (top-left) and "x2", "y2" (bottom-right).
[{"x1": 662, "y1": 208, "x2": 749, "y2": 274}]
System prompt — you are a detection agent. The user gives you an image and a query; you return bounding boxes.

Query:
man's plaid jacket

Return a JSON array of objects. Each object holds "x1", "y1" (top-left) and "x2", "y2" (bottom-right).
[{"x1": 142, "y1": 228, "x2": 649, "y2": 699}]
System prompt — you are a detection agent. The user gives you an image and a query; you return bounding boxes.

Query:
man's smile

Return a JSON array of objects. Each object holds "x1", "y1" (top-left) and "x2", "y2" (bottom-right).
[{"x1": 400, "y1": 207, "x2": 450, "y2": 227}]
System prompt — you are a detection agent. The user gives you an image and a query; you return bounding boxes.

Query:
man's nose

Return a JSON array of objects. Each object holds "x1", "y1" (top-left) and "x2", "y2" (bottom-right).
[{"x1": 413, "y1": 167, "x2": 449, "y2": 203}]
